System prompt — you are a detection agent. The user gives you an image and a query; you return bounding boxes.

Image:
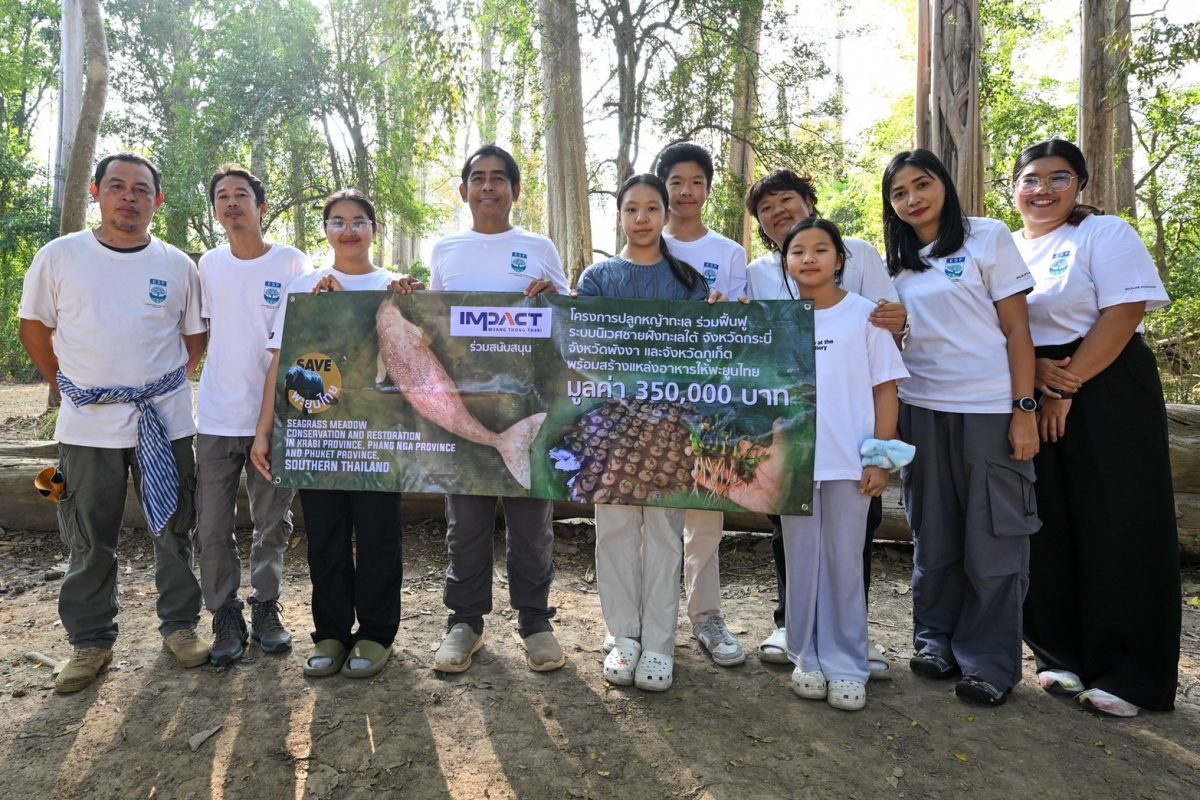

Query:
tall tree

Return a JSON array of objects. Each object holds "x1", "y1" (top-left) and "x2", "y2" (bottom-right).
[
  {"x1": 52, "y1": 0, "x2": 82, "y2": 219},
  {"x1": 916, "y1": 0, "x2": 984, "y2": 215},
  {"x1": 540, "y1": 0, "x2": 592, "y2": 282},
  {"x1": 58, "y1": 0, "x2": 107, "y2": 235},
  {"x1": 1079, "y1": 0, "x2": 1135, "y2": 217},
  {"x1": 724, "y1": 0, "x2": 764, "y2": 250}
]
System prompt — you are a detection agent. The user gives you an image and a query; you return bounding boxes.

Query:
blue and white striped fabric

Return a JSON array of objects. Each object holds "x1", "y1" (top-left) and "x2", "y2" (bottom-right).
[{"x1": 56, "y1": 366, "x2": 188, "y2": 535}]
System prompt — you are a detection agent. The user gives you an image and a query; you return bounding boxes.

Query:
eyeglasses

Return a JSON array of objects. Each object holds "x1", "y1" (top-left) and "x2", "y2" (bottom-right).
[
  {"x1": 1016, "y1": 173, "x2": 1077, "y2": 194},
  {"x1": 324, "y1": 218, "x2": 374, "y2": 233}
]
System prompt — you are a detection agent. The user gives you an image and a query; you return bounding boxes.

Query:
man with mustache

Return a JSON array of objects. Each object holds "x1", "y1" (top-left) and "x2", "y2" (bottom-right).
[
  {"x1": 196, "y1": 164, "x2": 311, "y2": 666},
  {"x1": 19, "y1": 153, "x2": 211, "y2": 692}
]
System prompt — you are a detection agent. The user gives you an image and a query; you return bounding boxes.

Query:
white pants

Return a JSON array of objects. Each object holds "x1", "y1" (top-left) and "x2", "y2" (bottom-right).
[
  {"x1": 595, "y1": 504, "x2": 686, "y2": 655},
  {"x1": 682, "y1": 509, "x2": 724, "y2": 624},
  {"x1": 782, "y1": 480, "x2": 870, "y2": 683}
]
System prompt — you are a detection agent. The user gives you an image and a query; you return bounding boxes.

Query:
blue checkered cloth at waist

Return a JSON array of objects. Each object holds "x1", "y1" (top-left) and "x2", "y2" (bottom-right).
[{"x1": 56, "y1": 366, "x2": 188, "y2": 534}]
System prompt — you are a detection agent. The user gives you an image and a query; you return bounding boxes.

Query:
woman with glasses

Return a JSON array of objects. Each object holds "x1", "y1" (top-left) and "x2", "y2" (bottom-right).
[
  {"x1": 251, "y1": 188, "x2": 421, "y2": 679},
  {"x1": 882, "y1": 149, "x2": 1041, "y2": 707},
  {"x1": 1010, "y1": 139, "x2": 1179, "y2": 717}
]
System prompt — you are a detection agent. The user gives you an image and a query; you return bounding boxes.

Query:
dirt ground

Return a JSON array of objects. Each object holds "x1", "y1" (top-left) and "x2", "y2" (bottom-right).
[{"x1": 1, "y1": 383, "x2": 1199, "y2": 800}]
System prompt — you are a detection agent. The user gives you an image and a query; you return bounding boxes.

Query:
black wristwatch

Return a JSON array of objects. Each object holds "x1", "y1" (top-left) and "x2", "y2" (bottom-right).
[{"x1": 1013, "y1": 396, "x2": 1038, "y2": 413}]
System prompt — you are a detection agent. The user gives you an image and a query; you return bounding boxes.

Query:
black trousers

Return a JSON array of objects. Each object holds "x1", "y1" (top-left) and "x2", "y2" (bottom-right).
[
  {"x1": 1023, "y1": 335, "x2": 1180, "y2": 710},
  {"x1": 770, "y1": 495, "x2": 882, "y2": 627},
  {"x1": 299, "y1": 489, "x2": 404, "y2": 648}
]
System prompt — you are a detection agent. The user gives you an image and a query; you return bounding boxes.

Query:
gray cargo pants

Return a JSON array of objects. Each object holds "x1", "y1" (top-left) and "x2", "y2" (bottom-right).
[
  {"x1": 195, "y1": 433, "x2": 295, "y2": 611},
  {"x1": 56, "y1": 437, "x2": 202, "y2": 648}
]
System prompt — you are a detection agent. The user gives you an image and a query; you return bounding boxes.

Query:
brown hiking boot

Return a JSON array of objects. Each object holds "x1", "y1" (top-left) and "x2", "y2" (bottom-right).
[
  {"x1": 162, "y1": 628, "x2": 211, "y2": 668},
  {"x1": 55, "y1": 647, "x2": 114, "y2": 694}
]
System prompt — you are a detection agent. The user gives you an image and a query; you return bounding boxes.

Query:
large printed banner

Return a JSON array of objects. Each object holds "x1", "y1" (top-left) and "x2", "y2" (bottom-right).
[{"x1": 272, "y1": 291, "x2": 816, "y2": 515}]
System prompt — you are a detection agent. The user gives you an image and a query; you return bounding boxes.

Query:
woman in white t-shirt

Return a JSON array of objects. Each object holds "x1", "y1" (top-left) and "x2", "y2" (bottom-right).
[
  {"x1": 882, "y1": 149, "x2": 1041, "y2": 707},
  {"x1": 1010, "y1": 138, "x2": 1178, "y2": 717},
  {"x1": 250, "y1": 189, "x2": 414, "y2": 680}
]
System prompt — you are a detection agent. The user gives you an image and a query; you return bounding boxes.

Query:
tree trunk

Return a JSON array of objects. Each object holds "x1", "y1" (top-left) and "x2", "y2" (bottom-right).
[
  {"x1": 540, "y1": 0, "x2": 593, "y2": 284},
  {"x1": 915, "y1": 0, "x2": 983, "y2": 215},
  {"x1": 53, "y1": 0, "x2": 84, "y2": 221},
  {"x1": 478, "y1": 22, "x2": 498, "y2": 144},
  {"x1": 58, "y1": 0, "x2": 108, "y2": 236},
  {"x1": 1079, "y1": 0, "x2": 1135, "y2": 217},
  {"x1": 723, "y1": 0, "x2": 763, "y2": 252}
]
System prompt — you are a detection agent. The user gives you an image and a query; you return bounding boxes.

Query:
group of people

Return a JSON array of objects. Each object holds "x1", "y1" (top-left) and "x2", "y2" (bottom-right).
[{"x1": 19, "y1": 136, "x2": 1179, "y2": 719}]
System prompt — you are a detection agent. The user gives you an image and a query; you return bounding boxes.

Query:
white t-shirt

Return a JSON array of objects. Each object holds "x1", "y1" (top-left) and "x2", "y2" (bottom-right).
[
  {"x1": 746, "y1": 238, "x2": 899, "y2": 303},
  {"x1": 663, "y1": 229, "x2": 747, "y2": 300},
  {"x1": 1012, "y1": 214, "x2": 1169, "y2": 347},
  {"x1": 197, "y1": 244, "x2": 311, "y2": 435},
  {"x1": 430, "y1": 227, "x2": 569, "y2": 293},
  {"x1": 19, "y1": 229, "x2": 205, "y2": 447},
  {"x1": 268, "y1": 266, "x2": 397, "y2": 348},
  {"x1": 893, "y1": 217, "x2": 1035, "y2": 414},
  {"x1": 813, "y1": 292, "x2": 910, "y2": 481}
]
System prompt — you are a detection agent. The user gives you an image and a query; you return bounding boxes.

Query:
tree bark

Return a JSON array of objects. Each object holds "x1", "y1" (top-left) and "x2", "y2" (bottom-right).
[
  {"x1": 53, "y1": 0, "x2": 83, "y2": 221},
  {"x1": 58, "y1": 0, "x2": 107, "y2": 236},
  {"x1": 1079, "y1": 0, "x2": 1135, "y2": 217},
  {"x1": 723, "y1": 0, "x2": 763, "y2": 251},
  {"x1": 540, "y1": 0, "x2": 592, "y2": 285}
]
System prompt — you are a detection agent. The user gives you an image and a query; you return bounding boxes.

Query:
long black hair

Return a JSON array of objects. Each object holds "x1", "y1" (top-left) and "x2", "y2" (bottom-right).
[
  {"x1": 617, "y1": 174, "x2": 704, "y2": 294},
  {"x1": 778, "y1": 217, "x2": 848, "y2": 300},
  {"x1": 881, "y1": 149, "x2": 969, "y2": 277},
  {"x1": 1012, "y1": 138, "x2": 1101, "y2": 225}
]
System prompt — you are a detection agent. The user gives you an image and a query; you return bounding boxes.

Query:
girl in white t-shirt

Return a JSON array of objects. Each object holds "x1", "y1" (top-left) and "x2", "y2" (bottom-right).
[
  {"x1": 1011, "y1": 139, "x2": 1178, "y2": 717},
  {"x1": 250, "y1": 189, "x2": 417, "y2": 680},
  {"x1": 882, "y1": 149, "x2": 1041, "y2": 708},
  {"x1": 770, "y1": 217, "x2": 910, "y2": 711}
]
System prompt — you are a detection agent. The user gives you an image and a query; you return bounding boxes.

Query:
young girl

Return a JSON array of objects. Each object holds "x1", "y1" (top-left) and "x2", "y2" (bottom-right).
[
  {"x1": 882, "y1": 149, "x2": 1040, "y2": 707},
  {"x1": 250, "y1": 189, "x2": 414, "y2": 679},
  {"x1": 575, "y1": 174, "x2": 711, "y2": 691},
  {"x1": 764, "y1": 217, "x2": 909, "y2": 711}
]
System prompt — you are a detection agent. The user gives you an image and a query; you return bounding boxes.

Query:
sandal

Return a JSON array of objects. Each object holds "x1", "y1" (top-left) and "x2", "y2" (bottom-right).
[
  {"x1": 909, "y1": 651, "x2": 958, "y2": 680},
  {"x1": 758, "y1": 627, "x2": 790, "y2": 664},
  {"x1": 341, "y1": 639, "x2": 391, "y2": 679},
  {"x1": 303, "y1": 639, "x2": 348, "y2": 677},
  {"x1": 634, "y1": 650, "x2": 673, "y2": 692},
  {"x1": 791, "y1": 668, "x2": 827, "y2": 700},
  {"x1": 955, "y1": 676, "x2": 1009, "y2": 707},
  {"x1": 1038, "y1": 669, "x2": 1083, "y2": 696},
  {"x1": 1078, "y1": 688, "x2": 1139, "y2": 718},
  {"x1": 827, "y1": 679, "x2": 867, "y2": 711},
  {"x1": 868, "y1": 641, "x2": 892, "y2": 681},
  {"x1": 603, "y1": 637, "x2": 641, "y2": 686}
]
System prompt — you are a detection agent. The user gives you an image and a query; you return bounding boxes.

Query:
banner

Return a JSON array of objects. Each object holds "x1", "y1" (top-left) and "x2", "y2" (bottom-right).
[{"x1": 271, "y1": 291, "x2": 815, "y2": 515}]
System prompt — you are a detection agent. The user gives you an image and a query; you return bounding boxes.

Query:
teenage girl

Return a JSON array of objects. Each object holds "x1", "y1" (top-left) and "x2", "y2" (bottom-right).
[
  {"x1": 251, "y1": 189, "x2": 418, "y2": 679},
  {"x1": 574, "y1": 173, "x2": 713, "y2": 691},
  {"x1": 762, "y1": 217, "x2": 909, "y2": 711},
  {"x1": 882, "y1": 149, "x2": 1040, "y2": 707}
]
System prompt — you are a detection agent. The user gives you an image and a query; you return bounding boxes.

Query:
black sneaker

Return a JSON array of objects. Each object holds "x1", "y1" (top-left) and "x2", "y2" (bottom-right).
[
  {"x1": 250, "y1": 598, "x2": 293, "y2": 654},
  {"x1": 210, "y1": 606, "x2": 248, "y2": 666}
]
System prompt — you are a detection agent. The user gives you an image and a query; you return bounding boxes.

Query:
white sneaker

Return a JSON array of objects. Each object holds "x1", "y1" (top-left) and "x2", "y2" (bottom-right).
[{"x1": 692, "y1": 614, "x2": 745, "y2": 667}]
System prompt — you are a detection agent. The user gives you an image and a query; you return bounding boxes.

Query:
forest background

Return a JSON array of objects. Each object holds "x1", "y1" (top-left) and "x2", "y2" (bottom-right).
[{"x1": 1, "y1": 0, "x2": 1198, "y2": 402}]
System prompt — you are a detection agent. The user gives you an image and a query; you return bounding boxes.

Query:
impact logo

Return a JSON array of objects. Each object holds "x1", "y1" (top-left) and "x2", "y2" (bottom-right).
[
  {"x1": 943, "y1": 256, "x2": 967, "y2": 281},
  {"x1": 148, "y1": 278, "x2": 167, "y2": 305},
  {"x1": 263, "y1": 281, "x2": 282, "y2": 306},
  {"x1": 1049, "y1": 250, "x2": 1071, "y2": 277},
  {"x1": 703, "y1": 261, "x2": 719, "y2": 287},
  {"x1": 450, "y1": 306, "x2": 553, "y2": 338},
  {"x1": 510, "y1": 252, "x2": 528, "y2": 273},
  {"x1": 286, "y1": 353, "x2": 342, "y2": 415}
]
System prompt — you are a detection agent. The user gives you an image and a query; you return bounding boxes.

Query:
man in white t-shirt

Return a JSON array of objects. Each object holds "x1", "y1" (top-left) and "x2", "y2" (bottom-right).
[
  {"x1": 743, "y1": 169, "x2": 906, "y2": 676},
  {"x1": 427, "y1": 145, "x2": 569, "y2": 675},
  {"x1": 651, "y1": 142, "x2": 748, "y2": 666},
  {"x1": 196, "y1": 165, "x2": 311, "y2": 666},
  {"x1": 18, "y1": 153, "x2": 211, "y2": 693}
]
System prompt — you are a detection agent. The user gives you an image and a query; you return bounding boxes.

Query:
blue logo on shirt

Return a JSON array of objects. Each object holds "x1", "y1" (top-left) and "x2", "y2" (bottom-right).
[
  {"x1": 944, "y1": 256, "x2": 966, "y2": 281},
  {"x1": 511, "y1": 252, "x2": 528, "y2": 273},
  {"x1": 264, "y1": 281, "x2": 282, "y2": 305},
  {"x1": 149, "y1": 278, "x2": 167, "y2": 304},
  {"x1": 1049, "y1": 250, "x2": 1071, "y2": 277}
]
